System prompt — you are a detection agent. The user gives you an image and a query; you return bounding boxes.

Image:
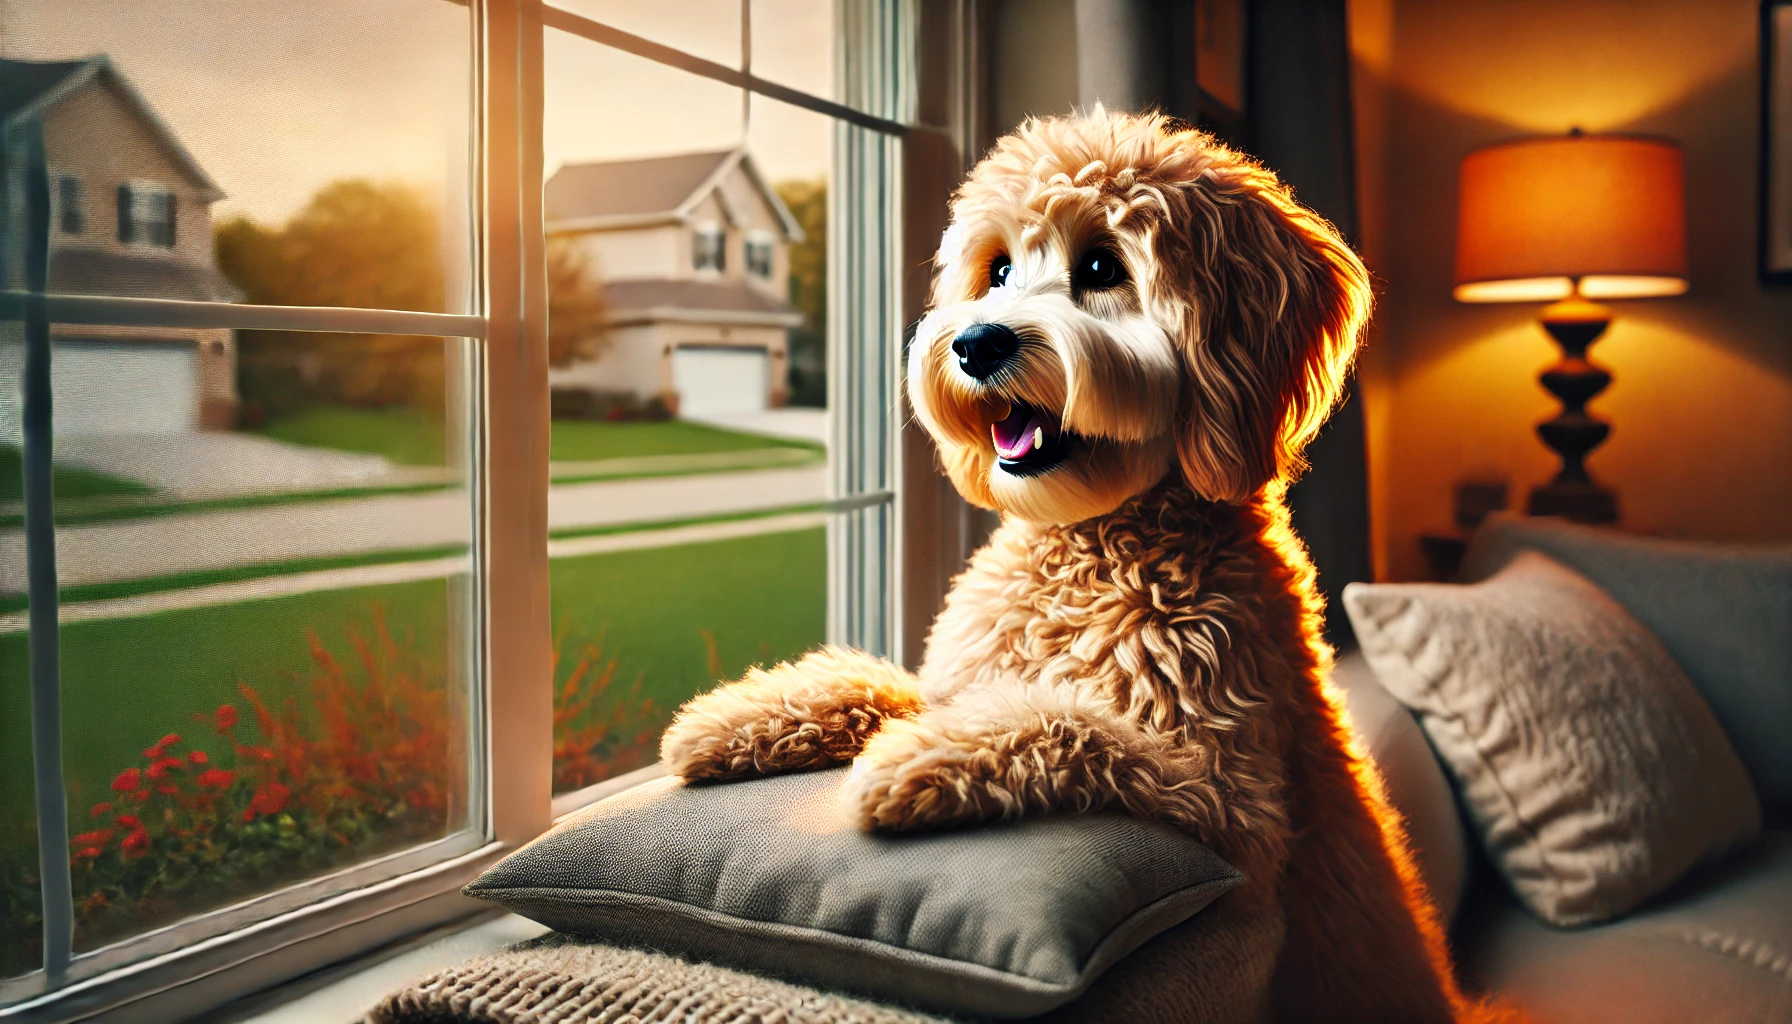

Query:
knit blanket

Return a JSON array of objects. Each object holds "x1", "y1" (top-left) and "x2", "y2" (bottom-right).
[{"x1": 370, "y1": 889, "x2": 1280, "y2": 1024}]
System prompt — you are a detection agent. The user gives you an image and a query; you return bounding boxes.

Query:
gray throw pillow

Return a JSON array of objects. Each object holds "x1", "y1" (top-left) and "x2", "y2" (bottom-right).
[
  {"x1": 465, "y1": 768, "x2": 1242, "y2": 1019},
  {"x1": 1344, "y1": 552, "x2": 1761, "y2": 927},
  {"x1": 1461, "y1": 513, "x2": 1792, "y2": 823}
]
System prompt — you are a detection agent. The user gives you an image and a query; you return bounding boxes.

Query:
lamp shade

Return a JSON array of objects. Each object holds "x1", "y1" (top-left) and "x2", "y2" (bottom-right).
[{"x1": 1453, "y1": 134, "x2": 1688, "y2": 303}]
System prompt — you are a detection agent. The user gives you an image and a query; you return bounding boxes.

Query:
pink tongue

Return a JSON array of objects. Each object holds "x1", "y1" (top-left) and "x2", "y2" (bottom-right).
[{"x1": 992, "y1": 406, "x2": 1043, "y2": 459}]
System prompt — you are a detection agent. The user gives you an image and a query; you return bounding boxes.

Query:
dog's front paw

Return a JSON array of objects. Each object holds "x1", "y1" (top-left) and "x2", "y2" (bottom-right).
[
  {"x1": 660, "y1": 648, "x2": 925, "y2": 782},
  {"x1": 840, "y1": 719, "x2": 1009, "y2": 832}
]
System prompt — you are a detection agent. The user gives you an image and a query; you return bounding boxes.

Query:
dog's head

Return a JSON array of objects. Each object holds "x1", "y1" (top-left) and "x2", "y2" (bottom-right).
[{"x1": 906, "y1": 108, "x2": 1371, "y2": 524}]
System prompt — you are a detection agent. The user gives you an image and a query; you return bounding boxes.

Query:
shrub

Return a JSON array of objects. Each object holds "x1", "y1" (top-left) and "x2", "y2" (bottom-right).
[{"x1": 0, "y1": 611, "x2": 668, "y2": 975}]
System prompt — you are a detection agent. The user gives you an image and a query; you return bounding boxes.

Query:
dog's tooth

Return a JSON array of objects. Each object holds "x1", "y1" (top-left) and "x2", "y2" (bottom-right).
[{"x1": 1033, "y1": 426, "x2": 1044, "y2": 450}]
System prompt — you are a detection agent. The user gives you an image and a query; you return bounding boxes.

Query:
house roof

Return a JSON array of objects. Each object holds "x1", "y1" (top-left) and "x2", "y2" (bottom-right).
[
  {"x1": 51, "y1": 246, "x2": 243, "y2": 303},
  {"x1": 603, "y1": 277, "x2": 802, "y2": 328},
  {"x1": 546, "y1": 149, "x2": 804, "y2": 241},
  {"x1": 0, "y1": 56, "x2": 224, "y2": 201}
]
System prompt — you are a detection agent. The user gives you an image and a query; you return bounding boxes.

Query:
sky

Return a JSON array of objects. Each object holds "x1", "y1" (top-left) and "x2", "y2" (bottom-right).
[{"x1": 0, "y1": 0, "x2": 833, "y2": 225}]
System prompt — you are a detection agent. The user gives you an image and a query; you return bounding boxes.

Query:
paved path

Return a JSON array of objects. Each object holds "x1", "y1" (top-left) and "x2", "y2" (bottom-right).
[
  {"x1": 688, "y1": 408, "x2": 828, "y2": 446},
  {"x1": 55, "y1": 432, "x2": 416, "y2": 497},
  {"x1": 0, "y1": 464, "x2": 826, "y2": 592},
  {"x1": 0, "y1": 511, "x2": 827, "y2": 633}
]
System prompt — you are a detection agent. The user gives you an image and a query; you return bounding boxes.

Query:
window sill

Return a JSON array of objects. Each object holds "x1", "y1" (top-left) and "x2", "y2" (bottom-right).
[{"x1": 215, "y1": 913, "x2": 549, "y2": 1024}]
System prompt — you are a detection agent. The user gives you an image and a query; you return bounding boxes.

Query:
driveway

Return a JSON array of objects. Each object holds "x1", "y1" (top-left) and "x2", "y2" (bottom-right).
[
  {"x1": 0, "y1": 463, "x2": 827, "y2": 592},
  {"x1": 54, "y1": 432, "x2": 440, "y2": 498}
]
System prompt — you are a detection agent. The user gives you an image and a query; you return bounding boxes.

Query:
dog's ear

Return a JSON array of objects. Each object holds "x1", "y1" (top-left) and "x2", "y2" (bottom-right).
[{"x1": 1166, "y1": 168, "x2": 1370, "y2": 503}]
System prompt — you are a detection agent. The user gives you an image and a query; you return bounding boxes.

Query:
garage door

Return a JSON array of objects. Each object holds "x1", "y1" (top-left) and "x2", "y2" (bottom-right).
[
  {"x1": 56, "y1": 340, "x2": 199, "y2": 437},
  {"x1": 671, "y1": 346, "x2": 767, "y2": 418}
]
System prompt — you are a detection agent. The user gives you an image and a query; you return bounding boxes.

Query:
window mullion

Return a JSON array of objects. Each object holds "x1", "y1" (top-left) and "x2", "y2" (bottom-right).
[
  {"x1": 480, "y1": 0, "x2": 554, "y2": 850},
  {"x1": 15, "y1": 111, "x2": 75, "y2": 986}
]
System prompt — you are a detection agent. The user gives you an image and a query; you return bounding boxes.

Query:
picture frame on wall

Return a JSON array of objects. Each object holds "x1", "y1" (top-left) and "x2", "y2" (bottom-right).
[{"x1": 1763, "y1": 0, "x2": 1792, "y2": 283}]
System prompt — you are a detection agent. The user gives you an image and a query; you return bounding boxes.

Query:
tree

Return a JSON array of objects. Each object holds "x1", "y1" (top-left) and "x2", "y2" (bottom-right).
[
  {"x1": 774, "y1": 179, "x2": 827, "y2": 408},
  {"x1": 217, "y1": 181, "x2": 449, "y2": 417},
  {"x1": 546, "y1": 235, "x2": 610, "y2": 369}
]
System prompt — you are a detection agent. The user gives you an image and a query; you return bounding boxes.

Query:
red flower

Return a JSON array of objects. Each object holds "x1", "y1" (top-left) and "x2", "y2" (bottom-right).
[
  {"x1": 242, "y1": 745, "x2": 274, "y2": 763},
  {"x1": 156, "y1": 783, "x2": 178, "y2": 796},
  {"x1": 188, "y1": 750, "x2": 208, "y2": 765},
  {"x1": 250, "y1": 782, "x2": 290, "y2": 817},
  {"x1": 241, "y1": 808, "x2": 255, "y2": 823},
  {"x1": 142, "y1": 743, "x2": 164, "y2": 759},
  {"x1": 73, "y1": 846, "x2": 103, "y2": 861},
  {"x1": 90, "y1": 802, "x2": 112, "y2": 818},
  {"x1": 197, "y1": 768, "x2": 235, "y2": 789},
  {"x1": 122, "y1": 830, "x2": 149, "y2": 857},
  {"x1": 131, "y1": 789, "x2": 149, "y2": 802},
  {"x1": 72, "y1": 829, "x2": 114, "y2": 848},
  {"x1": 111, "y1": 768, "x2": 141, "y2": 792},
  {"x1": 159, "y1": 733, "x2": 181, "y2": 748},
  {"x1": 215, "y1": 704, "x2": 239, "y2": 731},
  {"x1": 115, "y1": 814, "x2": 142, "y2": 830}
]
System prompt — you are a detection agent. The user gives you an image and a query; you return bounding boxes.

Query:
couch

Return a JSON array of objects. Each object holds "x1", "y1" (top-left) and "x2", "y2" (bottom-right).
[{"x1": 1332, "y1": 515, "x2": 1792, "y2": 1024}]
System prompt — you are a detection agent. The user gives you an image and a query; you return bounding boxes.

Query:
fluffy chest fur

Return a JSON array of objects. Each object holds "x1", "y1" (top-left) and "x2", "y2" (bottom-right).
[{"x1": 918, "y1": 481, "x2": 1296, "y2": 741}]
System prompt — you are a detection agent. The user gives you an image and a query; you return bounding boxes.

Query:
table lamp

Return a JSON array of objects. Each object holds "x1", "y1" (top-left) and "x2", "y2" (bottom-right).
[{"x1": 1453, "y1": 130, "x2": 1688, "y2": 523}]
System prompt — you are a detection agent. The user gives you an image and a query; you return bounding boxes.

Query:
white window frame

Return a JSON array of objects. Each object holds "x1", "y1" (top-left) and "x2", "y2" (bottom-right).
[
  {"x1": 2, "y1": 1, "x2": 967, "y2": 1021},
  {"x1": 692, "y1": 221, "x2": 726, "y2": 273}
]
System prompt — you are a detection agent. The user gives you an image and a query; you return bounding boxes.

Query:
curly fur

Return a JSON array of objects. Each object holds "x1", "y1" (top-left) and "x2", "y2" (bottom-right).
[{"x1": 662, "y1": 109, "x2": 1522, "y2": 1023}]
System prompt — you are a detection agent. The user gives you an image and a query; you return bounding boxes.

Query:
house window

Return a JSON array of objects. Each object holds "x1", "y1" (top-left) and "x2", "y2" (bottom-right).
[
  {"x1": 116, "y1": 183, "x2": 176, "y2": 247},
  {"x1": 745, "y1": 230, "x2": 775, "y2": 279},
  {"x1": 57, "y1": 176, "x2": 84, "y2": 234},
  {"x1": 693, "y1": 223, "x2": 726, "y2": 272},
  {"x1": 4, "y1": 2, "x2": 916, "y2": 1019}
]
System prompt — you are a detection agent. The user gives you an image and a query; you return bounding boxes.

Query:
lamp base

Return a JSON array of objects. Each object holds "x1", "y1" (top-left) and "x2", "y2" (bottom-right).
[
  {"x1": 1527, "y1": 477, "x2": 1618, "y2": 523},
  {"x1": 1531, "y1": 296, "x2": 1621, "y2": 525}
]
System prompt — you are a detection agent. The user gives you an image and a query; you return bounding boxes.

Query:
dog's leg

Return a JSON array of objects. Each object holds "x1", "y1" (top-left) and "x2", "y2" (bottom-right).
[
  {"x1": 840, "y1": 683, "x2": 1243, "y2": 845},
  {"x1": 660, "y1": 646, "x2": 924, "y2": 782}
]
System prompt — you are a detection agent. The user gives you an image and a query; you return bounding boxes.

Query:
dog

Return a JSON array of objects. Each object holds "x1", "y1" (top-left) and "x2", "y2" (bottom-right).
[{"x1": 661, "y1": 108, "x2": 1516, "y2": 1023}]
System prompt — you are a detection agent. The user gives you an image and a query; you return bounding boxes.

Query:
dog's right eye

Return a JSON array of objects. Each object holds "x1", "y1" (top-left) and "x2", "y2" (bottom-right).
[{"x1": 988, "y1": 254, "x2": 1012, "y2": 290}]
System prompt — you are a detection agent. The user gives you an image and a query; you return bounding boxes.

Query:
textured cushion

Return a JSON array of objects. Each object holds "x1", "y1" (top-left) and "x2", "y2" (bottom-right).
[
  {"x1": 1456, "y1": 830, "x2": 1792, "y2": 1024},
  {"x1": 1343, "y1": 552, "x2": 1761, "y2": 927},
  {"x1": 1462, "y1": 514, "x2": 1792, "y2": 823},
  {"x1": 465, "y1": 768, "x2": 1243, "y2": 1019},
  {"x1": 1332, "y1": 649, "x2": 1471, "y2": 925}
]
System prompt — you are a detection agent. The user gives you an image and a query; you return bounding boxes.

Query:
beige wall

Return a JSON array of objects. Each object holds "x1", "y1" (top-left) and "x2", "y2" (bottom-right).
[{"x1": 1354, "y1": 0, "x2": 1792, "y2": 580}]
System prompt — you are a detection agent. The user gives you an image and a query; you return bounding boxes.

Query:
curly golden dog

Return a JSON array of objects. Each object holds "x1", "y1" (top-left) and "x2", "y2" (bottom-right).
[{"x1": 662, "y1": 109, "x2": 1515, "y2": 1023}]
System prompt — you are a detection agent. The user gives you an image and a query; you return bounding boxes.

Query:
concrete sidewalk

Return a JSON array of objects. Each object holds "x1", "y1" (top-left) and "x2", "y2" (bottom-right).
[{"x1": 0, "y1": 464, "x2": 827, "y2": 592}]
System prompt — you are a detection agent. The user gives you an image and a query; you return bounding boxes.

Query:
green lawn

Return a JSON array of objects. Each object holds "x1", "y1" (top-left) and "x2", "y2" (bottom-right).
[
  {"x1": 0, "y1": 445, "x2": 152, "y2": 502},
  {"x1": 255, "y1": 407, "x2": 448, "y2": 467},
  {"x1": 253, "y1": 407, "x2": 818, "y2": 468},
  {"x1": 0, "y1": 526, "x2": 824, "y2": 868}
]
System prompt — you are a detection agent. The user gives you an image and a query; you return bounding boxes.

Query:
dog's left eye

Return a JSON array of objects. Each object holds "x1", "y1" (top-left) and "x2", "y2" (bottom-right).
[{"x1": 1073, "y1": 248, "x2": 1126, "y2": 292}]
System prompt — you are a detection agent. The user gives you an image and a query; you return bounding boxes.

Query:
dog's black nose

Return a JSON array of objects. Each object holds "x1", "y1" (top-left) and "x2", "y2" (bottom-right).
[{"x1": 951, "y1": 323, "x2": 1020, "y2": 380}]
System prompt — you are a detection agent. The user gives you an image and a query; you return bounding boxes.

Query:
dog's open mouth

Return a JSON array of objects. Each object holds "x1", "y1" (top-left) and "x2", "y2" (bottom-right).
[{"x1": 991, "y1": 400, "x2": 1072, "y2": 476}]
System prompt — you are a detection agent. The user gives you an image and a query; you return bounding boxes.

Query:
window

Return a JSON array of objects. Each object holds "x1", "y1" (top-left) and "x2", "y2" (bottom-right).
[
  {"x1": 56, "y1": 176, "x2": 83, "y2": 235},
  {"x1": 115, "y1": 184, "x2": 176, "y2": 248},
  {"x1": 693, "y1": 222, "x2": 726, "y2": 272},
  {"x1": 745, "y1": 230, "x2": 775, "y2": 279},
  {"x1": 1, "y1": 1, "x2": 927, "y2": 1018}
]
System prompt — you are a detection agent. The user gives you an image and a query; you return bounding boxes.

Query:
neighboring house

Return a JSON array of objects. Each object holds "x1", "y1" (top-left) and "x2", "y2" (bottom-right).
[
  {"x1": 0, "y1": 55, "x2": 240, "y2": 445},
  {"x1": 544, "y1": 149, "x2": 804, "y2": 417}
]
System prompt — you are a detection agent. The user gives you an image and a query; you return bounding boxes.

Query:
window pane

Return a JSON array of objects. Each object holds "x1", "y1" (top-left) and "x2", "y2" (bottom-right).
[
  {"x1": 551, "y1": 0, "x2": 744, "y2": 70},
  {"x1": 16, "y1": 328, "x2": 481, "y2": 961},
  {"x1": 750, "y1": 0, "x2": 834, "y2": 101},
  {"x1": 2, "y1": 0, "x2": 475, "y2": 314},
  {"x1": 543, "y1": 34, "x2": 829, "y2": 795}
]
